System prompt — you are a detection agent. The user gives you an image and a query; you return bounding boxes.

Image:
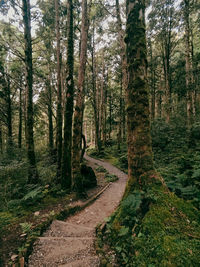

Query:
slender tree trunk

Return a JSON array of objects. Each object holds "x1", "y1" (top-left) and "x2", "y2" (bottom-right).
[
  {"x1": 0, "y1": 123, "x2": 2, "y2": 153},
  {"x1": 46, "y1": 77, "x2": 54, "y2": 152},
  {"x1": 61, "y1": 0, "x2": 74, "y2": 189},
  {"x1": 184, "y1": 0, "x2": 193, "y2": 125},
  {"x1": 22, "y1": 0, "x2": 38, "y2": 183},
  {"x1": 18, "y1": 85, "x2": 22, "y2": 149},
  {"x1": 190, "y1": 29, "x2": 196, "y2": 117},
  {"x1": 149, "y1": 39, "x2": 156, "y2": 120},
  {"x1": 109, "y1": 91, "x2": 112, "y2": 140},
  {"x1": 164, "y1": 55, "x2": 171, "y2": 123},
  {"x1": 91, "y1": 24, "x2": 101, "y2": 152},
  {"x1": 116, "y1": 0, "x2": 127, "y2": 143},
  {"x1": 116, "y1": 0, "x2": 127, "y2": 92},
  {"x1": 122, "y1": 97, "x2": 126, "y2": 140},
  {"x1": 72, "y1": 0, "x2": 89, "y2": 194},
  {"x1": 102, "y1": 68, "x2": 107, "y2": 146},
  {"x1": 6, "y1": 77, "x2": 12, "y2": 149},
  {"x1": 117, "y1": 71, "x2": 123, "y2": 151},
  {"x1": 55, "y1": 0, "x2": 63, "y2": 180},
  {"x1": 103, "y1": 92, "x2": 107, "y2": 146}
]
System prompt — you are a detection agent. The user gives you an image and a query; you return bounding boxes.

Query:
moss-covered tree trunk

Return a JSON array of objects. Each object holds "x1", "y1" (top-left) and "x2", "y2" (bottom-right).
[
  {"x1": 55, "y1": 0, "x2": 63, "y2": 180},
  {"x1": 124, "y1": 0, "x2": 162, "y2": 197},
  {"x1": 72, "y1": 0, "x2": 89, "y2": 193},
  {"x1": 61, "y1": 0, "x2": 74, "y2": 189},
  {"x1": 22, "y1": 0, "x2": 38, "y2": 183}
]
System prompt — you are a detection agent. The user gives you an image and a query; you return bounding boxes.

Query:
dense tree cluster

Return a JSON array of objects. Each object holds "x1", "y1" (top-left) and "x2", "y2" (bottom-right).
[{"x1": 1, "y1": 0, "x2": 200, "y2": 265}]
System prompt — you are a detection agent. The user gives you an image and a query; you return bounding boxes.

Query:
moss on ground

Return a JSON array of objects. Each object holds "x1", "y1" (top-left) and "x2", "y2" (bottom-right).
[{"x1": 102, "y1": 184, "x2": 200, "y2": 266}]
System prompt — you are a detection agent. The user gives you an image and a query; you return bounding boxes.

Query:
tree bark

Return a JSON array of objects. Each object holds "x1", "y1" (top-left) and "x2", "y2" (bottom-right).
[
  {"x1": 18, "y1": 85, "x2": 22, "y2": 149},
  {"x1": 46, "y1": 76, "x2": 54, "y2": 152},
  {"x1": 7, "y1": 77, "x2": 12, "y2": 149},
  {"x1": 117, "y1": 71, "x2": 123, "y2": 151},
  {"x1": 91, "y1": 22, "x2": 101, "y2": 153},
  {"x1": 22, "y1": 0, "x2": 38, "y2": 183},
  {"x1": 116, "y1": 0, "x2": 127, "y2": 144},
  {"x1": 184, "y1": 0, "x2": 193, "y2": 125},
  {"x1": 109, "y1": 91, "x2": 112, "y2": 140},
  {"x1": 124, "y1": 0, "x2": 162, "y2": 197},
  {"x1": 55, "y1": 0, "x2": 63, "y2": 180},
  {"x1": 61, "y1": 0, "x2": 74, "y2": 189},
  {"x1": 0, "y1": 123, "x2": 2, "y2": 153},
  {"x1": 72, "y1": 0, "x2": 89, "y2": 194}
]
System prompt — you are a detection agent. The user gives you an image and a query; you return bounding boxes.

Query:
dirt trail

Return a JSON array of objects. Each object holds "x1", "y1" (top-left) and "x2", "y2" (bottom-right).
[{"x1": 28, "y1": 155, "x2": 128, "y2": 267}]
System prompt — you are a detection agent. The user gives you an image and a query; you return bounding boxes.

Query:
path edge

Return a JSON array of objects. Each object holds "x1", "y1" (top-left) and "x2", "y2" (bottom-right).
[{"x1": 14, "y1": 182, "x2": 112, "y2": 267}]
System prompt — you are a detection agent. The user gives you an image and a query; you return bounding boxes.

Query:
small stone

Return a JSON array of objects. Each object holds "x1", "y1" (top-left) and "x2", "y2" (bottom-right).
[
  {"x1": 34, "y1": 211, "x2": 40, "y2": 216},
  {"x1": 11, "y1": 254, "x2": 18, "y2": 261},
  {"x1": 20, "y1": 233, "x2": 27, "y2": 237}
]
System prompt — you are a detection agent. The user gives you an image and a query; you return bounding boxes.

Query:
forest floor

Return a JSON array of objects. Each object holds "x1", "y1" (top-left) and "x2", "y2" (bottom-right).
[{"x1": 28, "y1": 155, "x2": 127, "y2": 266}]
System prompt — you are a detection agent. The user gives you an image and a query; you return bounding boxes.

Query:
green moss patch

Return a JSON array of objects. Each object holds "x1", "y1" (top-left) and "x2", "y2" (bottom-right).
[{"x1": 102, "y1": 185, "x2": 200, "y2": 266}]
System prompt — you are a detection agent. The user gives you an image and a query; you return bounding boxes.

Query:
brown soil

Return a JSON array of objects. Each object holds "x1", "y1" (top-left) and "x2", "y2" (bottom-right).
[
  {"x1": 1, "y1": 156, "x2": 107, "y2": 266},
  {"x1": 28, "y1": 155, "x2": 128, "y2": 266}
]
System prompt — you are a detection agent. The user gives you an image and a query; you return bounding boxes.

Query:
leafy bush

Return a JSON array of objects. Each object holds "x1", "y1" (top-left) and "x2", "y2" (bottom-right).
[
  {"x1": 22, "y1": 186, "x2": 44, "y2": 206},
  {"x1": 96, "y1": 166, "x2": 108, "y2": 173},
  {"x1": 105, "y1": 174, "x2": 118, "y2": 183}
]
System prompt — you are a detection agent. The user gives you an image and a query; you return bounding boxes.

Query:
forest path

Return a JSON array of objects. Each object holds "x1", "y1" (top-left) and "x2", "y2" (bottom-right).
[{"x1": 28, "y1": 155, "x2": 128, "y2": 267}]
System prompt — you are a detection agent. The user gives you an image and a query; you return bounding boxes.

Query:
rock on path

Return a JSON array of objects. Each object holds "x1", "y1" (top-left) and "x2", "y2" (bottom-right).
[{"x1": 28, "y1": 155, "x2": 128, "y2": 267}]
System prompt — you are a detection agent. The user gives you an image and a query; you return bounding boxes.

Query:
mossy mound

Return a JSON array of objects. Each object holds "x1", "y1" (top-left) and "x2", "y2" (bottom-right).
[
  {"x1": 103, "y1": 185, "x2": 200, "y2": 266},
  {"x1": 81, "y1": 164, "x2": 97, "y2": 189}
]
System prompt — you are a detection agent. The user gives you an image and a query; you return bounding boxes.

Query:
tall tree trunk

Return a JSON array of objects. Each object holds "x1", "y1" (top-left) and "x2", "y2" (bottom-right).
[
  {"x1": 109, "y1": 91, "x2": 112, "y2": 140},
  {"x1": 116, "y1": 0, "x2": 127, "y2": 92},
  {"x1": 101, "y1": 60, "x2": 107, "y2": 146},
  {"x1": 46, "y1": 76, "x2": 54, "y2": 152},
  {"x1": 22, "y1": 0, "x2": 38, "y2": 183},
  {"x1": 61, "y1": 0, "x2": 74, "y2": 189},
  {"x1": 18, "y1": 85, "x2": 22, "y2": 149},
  {"x1": 7, "y1": 77, "x2": 12, "y2": 149},
  {"x1": 0, "y1": 123, "x2": 2, "y2": 153},
  {"x1": 122, "y1": 97, "x2": 126, "y2": 140},
  {"x1": 149, "y1": 39, "x2": 156, "y2": 120},
  {"x1": 91, "y1": 23, "x2": 101, "y2": 153},
  {"x1": 103, "y1": 91, "x2": 107, "y2": 146},
  {"x1": 124, "y1": 0, "x2": 162, "y2": 197},
  {"x1": 55, "y1": 0, "x2": 63, "y2": 180},
  {"x1": 116, "y1": 0, "x2": 127, "y2": 143},
  {"x1": 117, "y1": 71, "x2": 123, "y2": 151},
  {"x1": 72, "y1": 0, "x2": 89, "y2": 194},
  {"x1": 184, "y1": 0, "x2": 193, "y2": 125}
]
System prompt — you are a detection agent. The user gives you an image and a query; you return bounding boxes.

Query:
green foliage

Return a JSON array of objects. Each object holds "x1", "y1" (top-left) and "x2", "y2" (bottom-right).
[
  {"x1": 20, "y1": 222, "x2": 33, "y2": 234},
  {"x1": 105, "y1": 173, "x2": 118, "y2": 183},
  {"x1": 0, "y1": 211, "x2": 15, "y2": 229},
  {"x1": 104, "y1": 185, "x2": 200, "y2": 266},
  {"x1": 22, "y1": 186, "x2": 44, "y2": 206},
  {"x1": 95, "y1": 165, "x2": 107, "y2": 173}
]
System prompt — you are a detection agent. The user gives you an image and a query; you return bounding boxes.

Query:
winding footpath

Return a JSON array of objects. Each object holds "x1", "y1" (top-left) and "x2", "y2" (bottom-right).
[{"x1": 28, "y1": 155, "x2": 128, "y2": 267}]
